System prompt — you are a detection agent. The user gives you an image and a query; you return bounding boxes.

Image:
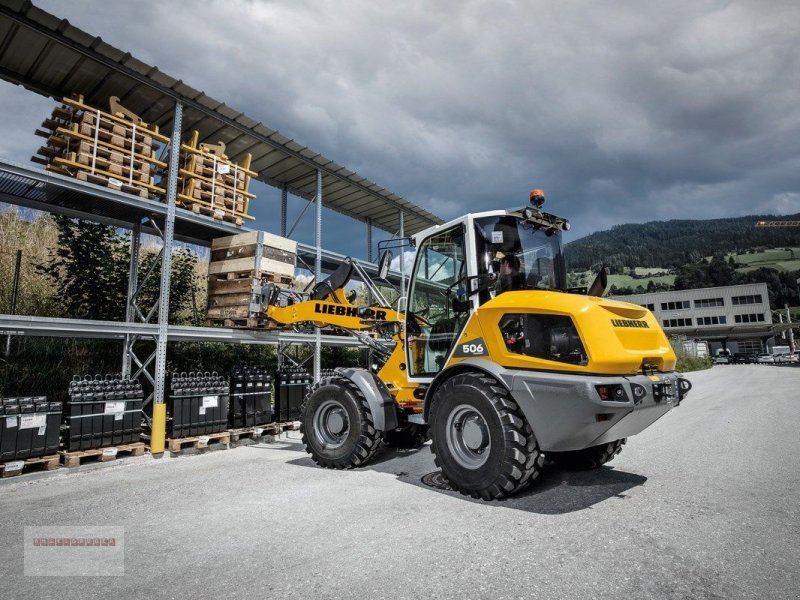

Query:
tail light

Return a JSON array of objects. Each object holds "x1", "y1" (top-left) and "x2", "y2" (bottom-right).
[{"x1": 595, "y1": 384, "x2": 629, "y2": 402}]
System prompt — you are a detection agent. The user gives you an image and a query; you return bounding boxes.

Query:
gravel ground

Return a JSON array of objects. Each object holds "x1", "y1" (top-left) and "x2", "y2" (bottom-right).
[{"x1": 1, "y1": 364, "x2": 798, "y2": 599}]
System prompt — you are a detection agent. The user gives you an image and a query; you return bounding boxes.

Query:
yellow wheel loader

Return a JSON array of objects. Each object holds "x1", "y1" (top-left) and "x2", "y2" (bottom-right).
[{"x1": 265, "y1": 191, "x2": 691, "y2": 500}]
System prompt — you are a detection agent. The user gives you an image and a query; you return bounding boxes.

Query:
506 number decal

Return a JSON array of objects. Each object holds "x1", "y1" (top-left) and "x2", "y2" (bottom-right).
[{"x1": 453, "y1": 337, "x2": 489, "y2": 358}]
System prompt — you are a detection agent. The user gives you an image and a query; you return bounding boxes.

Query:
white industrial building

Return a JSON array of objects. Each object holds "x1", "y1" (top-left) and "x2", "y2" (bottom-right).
[{"x1": 611, "y1": 283, "x2": 776, "y2": 355}]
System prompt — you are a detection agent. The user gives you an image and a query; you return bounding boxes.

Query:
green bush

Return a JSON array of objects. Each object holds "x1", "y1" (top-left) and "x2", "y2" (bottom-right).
[
  {"x1": 670, "y1": 339, "x2": 713, "y2": 373},
  {"x1": 675, "y1": 354, "x2": 713, "y2": 373}
]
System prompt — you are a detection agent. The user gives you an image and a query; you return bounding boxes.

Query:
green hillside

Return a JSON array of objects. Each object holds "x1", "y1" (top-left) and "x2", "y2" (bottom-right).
[
  {"x1": 565, "y1": 215, "x2": 800, "y2": 306},
  {"x1": 566, "y1": 214, "x2": 800, "y2": 272}
]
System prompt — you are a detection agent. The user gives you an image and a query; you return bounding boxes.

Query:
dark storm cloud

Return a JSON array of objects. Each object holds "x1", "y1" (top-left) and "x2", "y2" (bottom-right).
[{"x1": 1, "y1": 0, "x2": 798, "y2": 253}]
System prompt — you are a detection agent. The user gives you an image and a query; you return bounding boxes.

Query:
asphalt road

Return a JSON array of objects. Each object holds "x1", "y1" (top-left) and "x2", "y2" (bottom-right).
[{"x1": 1, "y1": 365, "x2": 798, "y2": 599}]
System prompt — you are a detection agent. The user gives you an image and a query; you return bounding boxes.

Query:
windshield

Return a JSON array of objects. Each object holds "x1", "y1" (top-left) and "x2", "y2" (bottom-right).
[{"x1": 474, "y1": 215, "x2": 567, "y2": 296}]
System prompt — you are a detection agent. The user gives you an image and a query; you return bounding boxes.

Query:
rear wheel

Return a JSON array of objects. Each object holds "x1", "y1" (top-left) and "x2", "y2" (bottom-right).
[
  {"x1": 548, "y1": 439, "x2": 626, "y2": 470},
  {"x1": 429, "y1": 373, "x2": 544, "y2": 500},
  {"x1": 301, "y1": 377, "x2": 382, "y2": 469}
]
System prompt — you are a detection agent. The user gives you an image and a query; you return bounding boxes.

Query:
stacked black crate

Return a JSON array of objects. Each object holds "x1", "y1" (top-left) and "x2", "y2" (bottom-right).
[
  {"x1": 274, "y1": 367, "x2": 312, "y2": 422},
  {"x1": 168, "y1": 373, "x2": 229, "y2": 438},
  {"x1": 0, "y1": 396, "x2": 63, "y2": 460},
  {"x1": 229, "y1": 364, "x2": 273, "y2": 428},
  {"x1": 65, "y1": 375, "x2": 143, "y2": 451}
]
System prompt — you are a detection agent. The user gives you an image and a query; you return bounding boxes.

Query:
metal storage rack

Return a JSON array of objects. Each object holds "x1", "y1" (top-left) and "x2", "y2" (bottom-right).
[{"x1": 0, "y1": 1, "x2": 443, "y2": 450}]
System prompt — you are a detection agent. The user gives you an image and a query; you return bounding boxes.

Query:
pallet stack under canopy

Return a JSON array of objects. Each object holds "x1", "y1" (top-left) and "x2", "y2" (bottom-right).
[
  {"x1": 206, "y1": 231, "x2": 297, "y2": 327},
  {"x1": 177, "y1": 131, "x2": 257, "y2": 225},
  {"x1": 32, "y1": 95, "x2": 169, "y2": 199}
]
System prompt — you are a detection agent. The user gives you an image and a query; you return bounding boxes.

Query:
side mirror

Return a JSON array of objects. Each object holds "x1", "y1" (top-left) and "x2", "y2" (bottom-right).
[
  {"x1": 587, "y1": 265, "x2": 608, "y2": 297},
  {"x1": 378, "y1": 250, "x2": 393, "y2": 280}
]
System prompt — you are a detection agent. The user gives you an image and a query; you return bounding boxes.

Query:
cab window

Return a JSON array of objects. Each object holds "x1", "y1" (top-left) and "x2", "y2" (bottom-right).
[{"x1": 406, "y1": 226, "x2": 468, "y2": 377}]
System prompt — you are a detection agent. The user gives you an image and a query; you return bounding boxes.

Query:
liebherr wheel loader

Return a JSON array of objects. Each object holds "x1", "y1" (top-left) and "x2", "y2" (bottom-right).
[{"x1": 264, "y1": 191, "x2": 691, "y2": 500}]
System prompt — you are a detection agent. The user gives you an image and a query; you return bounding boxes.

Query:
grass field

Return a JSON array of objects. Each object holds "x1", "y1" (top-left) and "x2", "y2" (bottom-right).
[
  {"x1": 724, "y1": 248, "x2": 800, "y2": 273},
  {"x1": 567, "y1": 269, "x2": 676, "y2": 290}
]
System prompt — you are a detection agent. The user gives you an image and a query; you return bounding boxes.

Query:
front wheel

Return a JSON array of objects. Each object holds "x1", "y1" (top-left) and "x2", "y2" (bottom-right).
[
  {"x1": 429, "y1": 373, "x2": 544, "y2": 500},
  {"x1": 301, "y1": 377, "x2": 382, "y2": 469},
  {"x1": 547, "y1": 439, "x2": 626, "y2": 470}
]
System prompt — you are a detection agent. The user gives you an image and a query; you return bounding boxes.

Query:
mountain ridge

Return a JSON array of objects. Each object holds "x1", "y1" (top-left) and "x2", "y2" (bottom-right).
[{"x1": 565, "y1": 213, "x2": 800, "y2": 272}]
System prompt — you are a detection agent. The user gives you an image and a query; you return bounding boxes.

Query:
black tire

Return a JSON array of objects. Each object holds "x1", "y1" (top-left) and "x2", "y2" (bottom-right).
[
  {"x1": 300, "y1": 377, "x2": 382, "y2": 469},
  {"x1": 384, "y1": 424, "x2": 429, "y2": 449},
  {"x1": 548, "y1": 439, "x2": 626, "y2": 470},
  {"x1": 429, "y1": 373, "x2": 544, "y2": 500}
]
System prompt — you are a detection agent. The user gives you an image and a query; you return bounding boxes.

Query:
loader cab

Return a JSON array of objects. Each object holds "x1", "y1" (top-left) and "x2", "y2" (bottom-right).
[{"x1": 405, "y1": 208, "x2": 568, "y2": 380}]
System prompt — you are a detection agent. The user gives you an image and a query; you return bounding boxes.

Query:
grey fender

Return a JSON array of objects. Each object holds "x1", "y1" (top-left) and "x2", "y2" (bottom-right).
[
  {"x1": 423, "y1": 358, "x2": 513, "y2": 422},
  {"x1": 339, "y1": 368, "x2": 399, "y2": 432}
]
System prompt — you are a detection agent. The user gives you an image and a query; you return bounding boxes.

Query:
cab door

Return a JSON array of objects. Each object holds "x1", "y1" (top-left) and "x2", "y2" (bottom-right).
[{"x1": 405, "y1": 224, "x2": 470, "y2": 379}]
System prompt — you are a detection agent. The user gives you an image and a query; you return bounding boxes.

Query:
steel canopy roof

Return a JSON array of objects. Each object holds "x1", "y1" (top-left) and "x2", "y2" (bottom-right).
[{"x1": 0, "y1": 0, "x2": 443, "y2": 235}]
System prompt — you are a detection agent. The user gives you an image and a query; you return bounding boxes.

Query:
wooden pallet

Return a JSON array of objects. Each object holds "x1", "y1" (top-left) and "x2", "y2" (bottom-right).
[
  {"x1": 0, "y1": 455, "x2": 60, "y2": 478},
  {"x1": 187, "y1": 156, "x2": 248, "y2": 189},
  {"x1": 275, "y1": 420, "x2": 302, "y2": 432},
  {"x1": 51, "y1": 126, "x2": 163, "y2": 164},
  {"x1": 209, "y1": 270, "x2": 294, "y2": 285},
  {"x1": 205, "y1": 317, "x2": 268, "y2": 328},
  {"x1": 177, "y1": 197, "x2": 245, "y2": 225},
  {"x1": 63, "y1": 94, "x2": 169, "y2": 142},
  {"x1": 167, "y1": 431, "x2": 230, "y2": 453},
  {"x1": 73, "y1": 169, "x2": 152, "y2": 199},
  {"x1": 181, "y1": 170, "x2": 254, "y2": 198},
  {"x1": 59, "y1": 442, "x2": 146, "y2": 468},
  {"x1": 68, "y1": 150, "x2": 151, "y2": 184},
  {"x1": 60, "y1": 124, "x2": 157, "y2": 157},
  {"x1": 228, "y1": 424, "x2": 278, "y2": 443}
]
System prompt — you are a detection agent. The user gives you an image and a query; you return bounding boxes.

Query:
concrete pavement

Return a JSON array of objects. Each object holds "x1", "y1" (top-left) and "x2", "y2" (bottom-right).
[{"x1": 1, "y1": 364, "x2": 798, "y2": 599}]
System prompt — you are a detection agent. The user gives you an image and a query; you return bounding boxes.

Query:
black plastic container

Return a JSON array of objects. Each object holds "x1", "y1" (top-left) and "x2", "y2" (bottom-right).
[
  {"x1": 15, "y1": 398, "x2": 36, "y2": 459},
  {"x1": 0, "y1": 400, "x2": 20, "y2": 461},
  {"x1": 229, "y1": 364, "x2": 273, "y2": 428},
  {"x1": 0, "y1": 396, "x2": 61, "y2": 460},
  {"x1": 66, "y1": 374, "x2": 143, "y2": 451},
  {"x1": 168, "y1": 372, "x2": 229, "y2": 438},
  {"x1": 45, "y1": 400, "x2": 62, "y2": 455},
  {"x1": 274, "y1": 367, "x2": 312, "y2": 422}
]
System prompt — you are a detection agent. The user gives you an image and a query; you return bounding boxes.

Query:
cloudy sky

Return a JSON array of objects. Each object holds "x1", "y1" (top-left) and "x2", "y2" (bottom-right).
[{"x1": 1, "y1": 0, "x2": 798, "y2": 261}]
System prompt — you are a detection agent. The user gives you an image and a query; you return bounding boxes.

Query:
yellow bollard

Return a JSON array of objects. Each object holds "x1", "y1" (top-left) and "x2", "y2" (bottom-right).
[{"x1": 150, "y1": 403, "x2": 166, "y2": 455}]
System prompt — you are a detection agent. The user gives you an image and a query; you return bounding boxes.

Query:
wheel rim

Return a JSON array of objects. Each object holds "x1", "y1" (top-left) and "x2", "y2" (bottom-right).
[
  {"x1": 445, "y1": 404, "x2": 491, "y2": 469},
  {"x1": 313, "y1": 399, "x2": 350, "y2": 449}
]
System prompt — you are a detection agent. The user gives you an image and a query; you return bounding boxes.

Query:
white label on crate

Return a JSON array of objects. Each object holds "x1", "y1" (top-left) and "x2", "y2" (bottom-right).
[
  {"x1": 202, "y1": 396, "x2": 219, "y2": 408},
  {"x1": 102, "y1": 447, "x2": 118, "y2": 457},
  {"x1": 108, "y1": 177, "x2": 123, "y2": 188},
  {"x1": 19, "y1": 414, "x2": 46, "y2": 430},
  {"x1": 5, "y1": 460, "x2": 24, "y2": 472},
  {"x1": 5, "y1": 416, "x2": 17, "y2": 428},
  {"x1": 104, "y1": 401, "x2": 125, "y2": 414},
  {"x1": 492, "y1": 231, "x2": 504, "y2": 244},
  {"x1": 115, "y1": 414, "x2": 123, "y2": 421},
  {"x1": 198, "y1": 407, "x2": 206, "y2": 415},
  {"x1": 217, "y1": 163, "x2": 230, "y2": 175},
  {"x1": 38, "y1": 425, "x2": 46, "y2": 436}
]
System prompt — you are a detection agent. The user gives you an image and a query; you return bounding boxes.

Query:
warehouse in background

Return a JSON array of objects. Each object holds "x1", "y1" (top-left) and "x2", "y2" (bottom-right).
[{"x1": 610, "y1": 283, "x2": 783, "y2": 355}]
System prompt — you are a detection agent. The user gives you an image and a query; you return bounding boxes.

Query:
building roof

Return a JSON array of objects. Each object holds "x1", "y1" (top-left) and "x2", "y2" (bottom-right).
[{"x1": 0, "y1": 1, "x2": 444, "y2": 235}]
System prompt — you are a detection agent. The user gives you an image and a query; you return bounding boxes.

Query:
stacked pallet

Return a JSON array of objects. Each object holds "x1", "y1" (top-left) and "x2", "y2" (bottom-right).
[
  {"x1": 177, "y1": 131, "x2": 257, "y2": 225},
  {"x1": 31, "y1": 95, "x2": 169, "y2": 199},
  {"x1": 206, "y1": 231, "x2": 296, "y2": 327}
]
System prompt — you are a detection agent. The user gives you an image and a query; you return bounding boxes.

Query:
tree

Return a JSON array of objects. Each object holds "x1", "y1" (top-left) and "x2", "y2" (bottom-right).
[
  {"x1": 41, "y1": 216, "x2": 199, "y2": 324},
  {"x1": 137, "y1": 247, "x2": 199, "y2": 324},
  {"x1": 40, "y1": 216, "x2": 128, "y2": 320}
]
